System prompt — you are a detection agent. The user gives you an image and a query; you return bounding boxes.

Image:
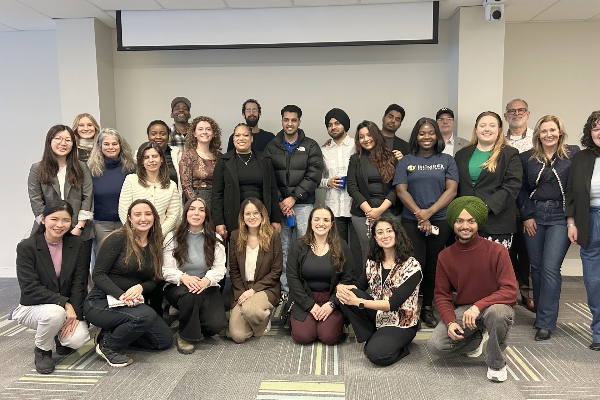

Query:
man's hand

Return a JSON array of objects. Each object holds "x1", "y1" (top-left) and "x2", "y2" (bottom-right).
[
  {"x1": 447, "y1": 321, "x2": 464, "y2": 340},
  {"x1": 462, "y1": 306, "x2": 480, "y2": 330}
]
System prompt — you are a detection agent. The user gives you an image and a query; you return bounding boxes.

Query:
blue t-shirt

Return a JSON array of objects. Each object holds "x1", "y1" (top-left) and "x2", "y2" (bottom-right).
[{"x1": 393, "y1": 153, "x2": 459, "y2": 220}]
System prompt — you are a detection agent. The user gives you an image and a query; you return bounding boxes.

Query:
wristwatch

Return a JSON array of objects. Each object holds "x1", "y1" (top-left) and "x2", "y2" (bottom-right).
[
  {"x1": 328, "y1": 301, "x2": 335, "y2": 309},
  {"x1": 358, "y1": 301, "x2": 365, "y2": 310}
]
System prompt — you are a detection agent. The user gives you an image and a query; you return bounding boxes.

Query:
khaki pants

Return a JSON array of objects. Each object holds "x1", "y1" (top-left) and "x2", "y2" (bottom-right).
[{"x1": 228, "y1": 291, "x2": 273, "y2": 343}]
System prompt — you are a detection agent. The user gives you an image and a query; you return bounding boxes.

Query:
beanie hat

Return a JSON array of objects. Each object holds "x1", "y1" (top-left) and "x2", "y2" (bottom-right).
[
  {"x1": 324, "y1": 108, "x2": 350, "y2": 133},
  {"x1": 171, "y1": 97, "x2": 191, "y2": 111},
  {"x1": 446, "y1": 196, "x2": 488, "y2": 228}
]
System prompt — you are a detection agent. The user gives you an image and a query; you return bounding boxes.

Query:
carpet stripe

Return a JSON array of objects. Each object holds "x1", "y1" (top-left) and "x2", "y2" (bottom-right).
[
  {"x1": 333, "y1": 344, "x2": 339, "y2": 375},
  {"x1": 522, "y1": 347, "x2": 558, "y2": 381},
  {"x1": 567, "y1": 322, "x2": 592, "y2": 341},
  {"x1": 512, "y1": 346, "x2": 546, "y2": 381},
  {"x1": 55, "y1": 340, "x2": 96, "y2": 370},
  {"x1": 259, "y1": 381, "x2": 344, "y2": 392},
  {"x1": 18, "y1": 376, "x2": 98, "y2": 383},
  {"x1": 315, "y1": 342, "x2": 322, "y2": 375},
  {"x1": 507, "y1": 346, "x2": 540, "y2": 381},
  {"x1": 565, "y1": 303, "x2": 592, "y2": 319}
]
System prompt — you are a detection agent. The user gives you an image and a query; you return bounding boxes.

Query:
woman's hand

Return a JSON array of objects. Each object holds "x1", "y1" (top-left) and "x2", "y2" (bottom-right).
[
  {"x1": 216, "y1": 224, "x2": 227, "y2": 238},
  {"x1": 70, "y1": 226, "x2": 82, "y2": 236},
  {"x1": 523, "y1": 218, "x2": 537, "y2": 237},
  {"x1": 568, "y1": 225, "x2": 578, "y2": 245},
  {"x1": 237, "y1": 288, "x2": 256, "y2": 305},
  {"x1": 309, "y1": 304, "x2": 321, "y2": 320},
  {"x1": 122, "y1": 284, "x2": 143, "y2": 300},
  {"x1": 366, "y1": 206, "x2": 384, "y2": 222},
  {"x1": 271, "y1": 222, "x2": 281, "y2": 233},
  {"x1": 314, "y1": 303, "x2": 334, "y2": 321},
  {"x1": 59, "y1": 302, "x2": 79, "y2": 339},
  {"x1": 337, "y1": 286, "x2": 359, "y2": 306},
  {"x1": 181, "y1": 273, "x2": 204, "y2": 293}
]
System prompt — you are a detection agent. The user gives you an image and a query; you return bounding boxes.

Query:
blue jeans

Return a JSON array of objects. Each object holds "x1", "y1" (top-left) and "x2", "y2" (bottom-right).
[
  {"x1": 523, "y1": 200, "x2": 570, "y2": 331},
  {"x1": 280, "y1": 203, "x2": 313, "y2": 293},
  {"x1": 581, "y1": 206, "x2": 600, "y2": 343}
]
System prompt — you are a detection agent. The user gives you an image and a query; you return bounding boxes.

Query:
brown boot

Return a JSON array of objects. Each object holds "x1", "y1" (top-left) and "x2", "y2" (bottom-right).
[{"x1": 176, "y1": 333, "x2": 194, "y2": 354}]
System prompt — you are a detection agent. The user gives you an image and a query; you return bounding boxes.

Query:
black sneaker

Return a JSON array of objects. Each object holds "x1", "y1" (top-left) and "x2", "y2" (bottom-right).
[
  {"x1": 34, "y1": 346, "x2": 55, "y2": 374},
  {"x1": 420, "y1": 306, "x2": 439, "y2": 328},
  {"x1": 96, "y1": 337, "x2": 133, "y2": 368},
  {"x1": 54, "y1": 336, "x2": 73, "y2": 356}
]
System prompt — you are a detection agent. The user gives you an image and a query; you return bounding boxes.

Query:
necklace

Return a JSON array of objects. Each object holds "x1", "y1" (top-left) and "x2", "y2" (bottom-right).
[{"x1": 237, "y1": 152, "x2": 252, "y2": 166}]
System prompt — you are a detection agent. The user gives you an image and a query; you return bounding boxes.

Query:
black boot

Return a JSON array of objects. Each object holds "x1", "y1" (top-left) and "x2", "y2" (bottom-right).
[
  {"x1": 34, "y1": 346, "x2": 55, "y2": 374},
  {"x1": 420, "y1": 306, "x2": 439, "y2": 328},
  {"x1": 54, "y1": 336, "x2": 74, "y2": 356}
]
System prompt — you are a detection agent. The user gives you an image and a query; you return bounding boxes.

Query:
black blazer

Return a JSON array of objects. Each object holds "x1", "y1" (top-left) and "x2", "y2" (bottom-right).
[
  {"x1": 565, "y1": 148, "x2": 597, "y2": 249},
  {"x1": 347, "y1": 152, "x2": 399, "y2": 217},
  {"x1": 287, "y1": 239, "x2": 356, "y2": 321},
  {"x1": 211, "y1": 149, "x2": 282, "y2": 232},
  {"x1": 16, "y1": 234, "x2": 88, "y2": 320},
  {"x1": 454, "y1": 145, "x2": 522, "y2": 234}
]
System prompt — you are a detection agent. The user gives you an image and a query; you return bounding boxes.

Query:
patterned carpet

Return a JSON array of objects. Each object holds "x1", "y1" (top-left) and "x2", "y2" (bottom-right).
[{"x1": 0, "y1": 277, "x2": 598, "y2": 400}]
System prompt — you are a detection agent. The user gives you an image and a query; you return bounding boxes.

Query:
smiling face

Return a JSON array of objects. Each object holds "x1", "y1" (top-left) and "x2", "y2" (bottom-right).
[
  {"x1": 476, "y1": 115, "x2": 500, "y2": 148},
  {"x1": 281, "y1": 111, "x2": 300, "y2": 137},
  {"x1": 243, "y1": 202, "x2": 262, "y2": 229},
  {"x1": 454, "y1": 209, "x2": 478, "y2": 243},
  {"x1": 311, "y1": 208, "x2": 333, "y2": 238},
  {"x1": 128, "y1": 203, "x2": 154, "y2": 233},
  {"x1": 437, "y1": 112, "x2": 455, "y2": 138},
  {"x1": 142, "y1": 148, "x2": 162, "y2": 173},
  {"x1": 76, "y1": 117, "x2": 96, "y2": 140},
  {"x1": 327, "y1": 118, "x2": 346, "y2": 142},
  {"x1": 171, "y1": 101, "x2": 190, "y2": 124},
  {"x1": 243, "y1": 102, "x2": 260, "y2": 127},
  {"x1": 504, "y1": 100, "x2": 530, "y2": 130},
  {"x1": 148, "y1": 123, "x2": 169, "y2": 151},
  {"x1": 538, "y1": 121, "x2": 561, "y2": 151},
  {"x1": 51, "y1": 129, "x2": 74, "y2": 158},
  {"x1": 101, "y1": 135, "x2": 121, "y2": 158},
  {"x1": 186, "y1": 200, "x2": 206, "y2": 231},
  {"x1": 374, "y1": 221, "x2": 396, "y2": 250},
  {"x1": 233, "y1": 125, "x2": 253, "y2": 154},
  {"x1": 41, "y1": 210, "x2": 72, "y2": 242},
  {"x1": 592, "y1": 121, "x2": 600, "y2": 149},
  {"x1": 417, "y1": 123, "x2": 436, "y2": 153},
  {"x1": 194, "y1": 121, "x2": 214, "y2": 144},
  {"x1": 358, "y1": 127, "x2": 374, "y2": 151}
]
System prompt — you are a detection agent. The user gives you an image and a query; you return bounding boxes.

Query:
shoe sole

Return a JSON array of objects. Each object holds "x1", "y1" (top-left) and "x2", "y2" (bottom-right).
[
  {"x1": 177, "y1": 346, "x2": 195, "y2": 355},
  {"x1": 95, "y1": 344, "x2": 133, "y2": 367},
  {"x1": 488, "y1": 375, "x2": 507, "y2": 382},
  {"x1": 36, "y1": 366, "x2": 55, "y2": 374}
]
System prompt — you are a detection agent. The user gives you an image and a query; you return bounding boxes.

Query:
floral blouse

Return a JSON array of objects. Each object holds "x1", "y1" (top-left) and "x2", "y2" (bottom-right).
[{"x1": 179, "y1": 149, "x2": 216, "y2": 200}]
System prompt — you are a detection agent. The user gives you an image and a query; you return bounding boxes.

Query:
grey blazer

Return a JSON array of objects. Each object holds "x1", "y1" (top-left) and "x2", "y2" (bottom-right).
[
  {"x1": 27, "y1": 161, "x2": 94, "y2": 241},
  {"x1": 452, "y1": 135, "x2": 470, "y2": 156}
]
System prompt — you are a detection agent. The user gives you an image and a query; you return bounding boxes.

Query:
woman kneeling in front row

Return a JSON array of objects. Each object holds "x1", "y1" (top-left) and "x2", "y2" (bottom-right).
[
  {"x1": 337, "y1": 217, "x2": 422, "y2": 366},
  {"x1": 13, "y1": 200, "x2": 90, "y2": 374},
  {"x1": 84, "y1": 199, "x2": 173, "y2": 367},
  {"x1": 162, "y1": 197, "x2": 227, "y2": 354}
]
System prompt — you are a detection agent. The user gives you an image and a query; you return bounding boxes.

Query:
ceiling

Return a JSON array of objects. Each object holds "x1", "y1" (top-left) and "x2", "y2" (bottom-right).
[{"x1": 0, "y1": 0, "x2": 599, "y2": 32}]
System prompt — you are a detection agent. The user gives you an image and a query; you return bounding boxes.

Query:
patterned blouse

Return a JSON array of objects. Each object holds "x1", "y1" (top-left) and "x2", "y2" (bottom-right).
[
  {"x1": 179, "y1": 149, "x2": 216, "y2": 201},
  {"x1": 365, "y1": 256, "x2": 421, "y2": 328}
]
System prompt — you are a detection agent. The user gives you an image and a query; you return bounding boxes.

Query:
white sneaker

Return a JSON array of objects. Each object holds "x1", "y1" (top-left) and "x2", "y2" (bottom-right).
[
  {"x1": 464, "y1": 330, "x2": 489, "y2": 358},
  {"x1": 264, "y1": 320, "x2": 272, "y2": 334},
  {"x1": 487, "y1": 366, "x2": 507, "y2": 382}
]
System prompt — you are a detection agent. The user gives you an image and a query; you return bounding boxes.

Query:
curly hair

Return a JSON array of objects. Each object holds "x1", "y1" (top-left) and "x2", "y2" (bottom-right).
[
  {"x1": 355, "y1": 120, "x2": 397, "y2": 183},
  {"x1": 367, "y1": 217, "x2": 414, "y2": 266},
  {"x1": 236, "y1": 197, "x2": 273, "y2": 253},
  {"x1": 185, "y1": 116, "x2": 222, "y2": 160},
  {"x1": 38, "y1": 125, "x2": 84, "y2": 189},
  {"x1": 170, "y1": 197, "x2": 222, "y2": 269},
  {"x1": 529, "y1": 115, "x2": 571, "y2": 162},
  {"x1": 87, "y1": 128, "x2": 136, "y2": 178},
  {"x1": 581, "y1": 110, "x2": 600, "y2": 156},
  {"x1": 301, "y1": 205, "x2": 345, "y2": 273},
  {"x1": 467, "y1": 111, "x2": 509, "y2": 173}
]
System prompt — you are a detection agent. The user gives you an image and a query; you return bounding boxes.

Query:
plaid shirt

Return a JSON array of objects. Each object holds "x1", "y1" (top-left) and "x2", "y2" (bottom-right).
[{"x1": 169, "y1": 124, "x2": 186, "y2": 153}]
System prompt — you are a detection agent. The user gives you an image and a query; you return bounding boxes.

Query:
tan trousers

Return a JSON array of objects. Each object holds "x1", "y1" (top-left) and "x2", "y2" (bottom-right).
[{"x1": 228, "y1": 291, "x2": 273, "y2": 343}]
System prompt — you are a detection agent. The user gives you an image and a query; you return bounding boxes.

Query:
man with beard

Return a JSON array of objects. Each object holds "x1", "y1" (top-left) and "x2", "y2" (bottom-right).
[
  {"x1": 427, "y1": 196, "x2": 518, "y2": 383},
  {"x1": 168, "y1": 96, "x2": 191, "y2": 153},
  {"x1": 436, "y1": 108, "x2": 468, "y2": 156},
  {"x1": 227, "y1": 99, "x2": 275, "y2": 152},
  {"x1": 504, "y1": 98, "x2": 535, "y2": 312},
  {"x1": 380, "y1": 104, "x2": 409, "y2": 159},
  {"x1": 320, "y1": 108, "x2": 361, "y2": 276},
  {"x1": 263, "y1": 104, "x2": 323, "y2": 301}
]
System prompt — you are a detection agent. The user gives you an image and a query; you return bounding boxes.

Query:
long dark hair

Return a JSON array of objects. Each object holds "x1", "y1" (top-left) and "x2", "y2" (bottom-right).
[
  {"x1": 367, "y1": 217, "x2": 413, "y2": 266},
  {"x1": 581, "y1": 110, "x2": 600, "y2": 156},
  {"x1": 34, "y1": 200, "x2": 74, "y2": 236},
  {"x1": 355, "y1": 120, "x2": 397, "y2": 184},
  {"x1": 171, "y1": 197, "x2": 222, "y2": 268},
  {"x1": 136, "y1": 141, "x2": 171, "y2": 189},
  {"x1": 408, "y1": 117, "x2": 445, "y2": 155},
  {"x1": 38, "y1": 125, "x2": 84, "y2": 188},
  {"x1": 301, "y1": 205, "x2": 345, "y2": 273}
]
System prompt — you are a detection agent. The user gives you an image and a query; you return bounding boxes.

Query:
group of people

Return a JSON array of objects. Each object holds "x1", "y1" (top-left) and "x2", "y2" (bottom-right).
[{"x1": 12, "y1": 95, "x2": 600, "y2": 383}]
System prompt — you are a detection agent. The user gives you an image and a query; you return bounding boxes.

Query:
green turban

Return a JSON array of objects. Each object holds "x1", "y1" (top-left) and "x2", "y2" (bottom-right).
[{"x1": 446, "y1": 196, "x2": 488, "y2": 228}]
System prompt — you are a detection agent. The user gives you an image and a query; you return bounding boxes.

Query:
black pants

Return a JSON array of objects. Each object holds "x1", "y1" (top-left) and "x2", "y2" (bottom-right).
[
  {"x1": 340, "y1": 289, "x2": 418, "y2": 366},
  {"x1": 336, "y1": 217, "x2": 363, "y2": 280},
  {"x1": 401, "y1": 218, "x2": 451, "y2": 308},
  {"x1": 164, "y1": 285, "x2": 226, "y2": 341},
  {"x1": 146, "y1": 281, "x2": 166, "y2": 318},
  {"x1": 84, "y1": 291, "x2": 173, "y2": 352},
  {"x1": 510, "y1": 216, "x2": 531, "y2": 289}
]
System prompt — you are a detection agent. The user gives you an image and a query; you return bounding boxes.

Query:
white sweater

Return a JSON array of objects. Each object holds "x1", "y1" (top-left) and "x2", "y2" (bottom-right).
[{"x1": 118, "y1": 174, "x2": 182, "y2": 235}]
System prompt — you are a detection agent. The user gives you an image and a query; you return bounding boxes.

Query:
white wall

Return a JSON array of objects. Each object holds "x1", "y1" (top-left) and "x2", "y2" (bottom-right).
[
  {"x1": 112, "y1": 21, "x2": 452, "y2": 150},
  {"x1": 0, "y1": 31, "x2": 62, "y2": 277}
]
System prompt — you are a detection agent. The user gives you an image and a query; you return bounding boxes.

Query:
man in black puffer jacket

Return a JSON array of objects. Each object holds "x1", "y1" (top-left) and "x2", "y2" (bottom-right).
[{"x1": 264, "y1": 105, "x2": 324, "y2": 300}]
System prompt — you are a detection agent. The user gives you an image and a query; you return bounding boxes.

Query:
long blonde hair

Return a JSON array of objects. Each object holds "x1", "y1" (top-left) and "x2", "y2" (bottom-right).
[
  {"x1": 71, "y1": 113, "x2": 100, "y2": 146},
  {"x1": 529, "y1": 115, "x2": 570, "y2": 163},
  {"x1": 236, "y1": 198, "x2": 273, "y2": 253},
  {"x1": 468, "y1": 111, "x2": 508, "y2": 172}
]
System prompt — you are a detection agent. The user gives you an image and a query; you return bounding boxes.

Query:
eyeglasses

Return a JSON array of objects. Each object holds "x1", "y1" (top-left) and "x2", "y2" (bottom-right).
[
  {"x1": 244, "y1": 108, "x2": 259, "y2": 113},
  {"x1": 506, "y1": 108, "x2": 528, "y2": 115},
  {"x1": 437, "y1": 117, "x2": 454, "y2": 122},
  {"x1": 52, "y1": 137, "x2": 73, "y2": 145},
  {"x1": 243, "y1": 211, "x2": 261, "y2": 218}
]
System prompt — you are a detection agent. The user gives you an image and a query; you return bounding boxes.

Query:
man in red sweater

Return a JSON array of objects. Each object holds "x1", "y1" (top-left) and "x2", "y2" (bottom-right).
[{"x1": 426, "y1": 196, "x2": 518, "y2": 382}]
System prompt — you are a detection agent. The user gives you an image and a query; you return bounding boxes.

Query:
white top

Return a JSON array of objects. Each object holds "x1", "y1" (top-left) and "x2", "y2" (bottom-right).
[
  {"x1": 591, "y1": 158, "x2": 600, "y2": 207},
  {"x1": 57, "y1": 165, "x2": 67, "y2": 200},
  {"x1": 244, "y1": 245, "x2": 260, "y2": 282},
  {"x1": 118, "y1": 174, "x2": 182, "y2": 235},
  {"x1": 442, "y1": 137, "x2": 454, "y2": 156},
  {"x1": 319, "y1": 135, "x2": 355, "y2": 218},
  {"x1": 506, "y1": 127, "x2": 534, "y2": 154}
]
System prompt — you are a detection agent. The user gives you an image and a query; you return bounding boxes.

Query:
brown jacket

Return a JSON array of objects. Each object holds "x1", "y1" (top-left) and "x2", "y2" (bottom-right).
[{"x1": 229, "y1": 230, "x2": 282, "y2": 307}]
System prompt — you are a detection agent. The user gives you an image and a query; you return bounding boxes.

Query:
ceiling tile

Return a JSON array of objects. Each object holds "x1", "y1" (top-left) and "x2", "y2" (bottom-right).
[
  {"x1": 503, "y1": 0, "x2": 558, "y2": 22},
  {"x1": 225, "y1": 0, "x2": 291, "y2": 7},
  {"x1": 0, "y1": 21, "x2": 17, "y2": 31},
  {"x1": 294, "y1": 0, "x2": 358, "y2": 6},
  {"x1": 87, "y1": 0, "x2": 163, "y2": 11},
  {"x1": 533, "y1": 0, "x2": 600, "y2": 21},
  {"x1": 156, "y1": 0, "x2": 226, "y2": 9},
  {"x1": 438, "y1": 0, "x2": 480, "y2": 20},
  {"x1": 18, "y1": 0, "x2": 109, "y2": 18},
  {"x1": 0, "y1": 0, "x2": 55, "y2": 30}
]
